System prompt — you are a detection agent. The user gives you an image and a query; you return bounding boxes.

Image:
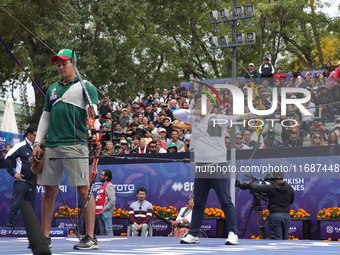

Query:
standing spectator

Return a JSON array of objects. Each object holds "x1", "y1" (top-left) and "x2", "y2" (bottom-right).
[
  {"x1": 258, "y1": 57, "x2": 274, "y2": 80},
  {"x1": 282, "y1": 131, "x2": 303, "y2": 147},
  {"x1": 96, "y1": 170, "x2": 116, "y2": 236},
  {"x1": 273, "y1": 67, "x2": 286, "y2": 85},
  {"x1": 112, "y1": 105, "x2": 122, "y2": 122},
  {"x1": 121, "y1": 140, "x2": 130, "y2": 154},
  {"x1": 98, "y1": 95, "x2": 113, "y2": 118},
  {"x1": 155, "y1": 140, "x2": 167, "y2": 153},
  {"x1": 310, "y1": 131, "x2": 325, "y2": 146},
  {"x1": 244, "y1": 63, "x2": 258, "y2": 80},
  {"x1": 129, "y1": 187, "x2": 153, "y2": 236},
  {"x1": 32, "y1": 49, "x2": 99, "y2": 250},
  {"x1": 5, "y1": 124, "x2": 38, "y2": 227},
  {"x1": 158, "y1": 128, "x2": 168, "y2": 149},
  {"x1": 160, "y1": 103, "x2": 174, "y2": 121}
]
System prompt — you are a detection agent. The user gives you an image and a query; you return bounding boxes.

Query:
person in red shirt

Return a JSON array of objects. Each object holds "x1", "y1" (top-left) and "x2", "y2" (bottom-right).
[{"x1": 273, "y1": 67, "x2": 286, "y2": 85}]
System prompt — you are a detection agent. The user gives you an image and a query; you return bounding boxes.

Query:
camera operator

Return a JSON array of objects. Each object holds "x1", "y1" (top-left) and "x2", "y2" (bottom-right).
[{"x1": 245, "y1": 171, "x2": 294, "y2": 240}]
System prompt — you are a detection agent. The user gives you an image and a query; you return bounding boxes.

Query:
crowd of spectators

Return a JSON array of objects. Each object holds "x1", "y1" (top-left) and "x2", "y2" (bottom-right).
[{"x1": 94, "y1": 58, "x2": 340, "y2": 153}]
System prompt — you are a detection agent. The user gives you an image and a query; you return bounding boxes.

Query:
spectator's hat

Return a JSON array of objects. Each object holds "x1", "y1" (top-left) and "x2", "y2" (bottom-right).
[
  {"x1": 161, "y1": 103, "x2": 168, "y2": 107},
  {"x1": 121, "y1": 140, "x2": 128, "y2": 145},
  {"x1": 167, "y1": 142, "x2": 177, "y2": 149},
  {"x1": 246, "y1": 79, "x2": 251, "y2": 82},
  {"x1": 261, "y1": 92, "x2": 268, "y2": 97},
  {"x1": 163, "y1": 117, "x2": 171, "y2": 122},
  {"x1": 158, "y1": 128, "x2": 167, "y2": 133},
  {"x1": 101, "y1": 123, "x2": 111, "y2": 129},
  {"x1": 114, "y1": 143, "x2": 122, "y2": 148},
  {"x1": 290, "y1": 95, "x2": 297, "y2": 99},
  {"x1": 180, "y1": 86, "x2": 187, "y2": 91},
  {"x1": 50, "y1": 49, "x2": 77, "y2": 62},
  {"x1": 306, "y1": 86, "x2": 312, "y2": 89},
  {"x1": 224, "y1": 132, "x2": 230, "y2": 138},
  {"x1": 249, "y1": 63, "x2": 254, "y2": 66},
  {"x1": 264, "y1": 57, "x2": 270, "y2": 60},
  {"x1": 320, "y1": 84, "x2": 328, "y2": 89},
  {"x1": 122, "y1": 108, "x2": 128, "y2": 111},
  {"x1": 152, "y1": 100, "x2": 160, "y2": 105},
  {"x1": 135, "y1": 105, "x2": 141, "y2": 108},
  {"x1": 184, "y1": 134, "x2": 191, "y2": 140}
]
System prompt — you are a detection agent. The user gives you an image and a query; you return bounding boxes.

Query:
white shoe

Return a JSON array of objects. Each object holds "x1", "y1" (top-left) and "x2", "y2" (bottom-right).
[
  {"x1": 225, "y1": 231, "x2": 239, "y2": 245},
  {"x1": 180, "y1": 234, "x2": 199, "y2": 244}
]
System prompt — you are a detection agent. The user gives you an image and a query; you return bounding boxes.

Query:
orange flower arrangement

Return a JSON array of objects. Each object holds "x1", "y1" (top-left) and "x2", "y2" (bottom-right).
[
  {"x1": 54, "y1": 206, "x2": 81, "y2": 218},
  {"x1": 152, "y1": 205, "x2": 179, "y2": 218},
  {"x1": 261, "y1": 209, "x2": 310, "y2": 221},
  {"x1": 113, "y1": 208, "x2": 129, "y2": 218},
  {"x1": 317, "y1": 207, "x2": 340, "y2": 219},
  {"x1": 204, "y1": 207, "x2": 225, "y2": 218}
]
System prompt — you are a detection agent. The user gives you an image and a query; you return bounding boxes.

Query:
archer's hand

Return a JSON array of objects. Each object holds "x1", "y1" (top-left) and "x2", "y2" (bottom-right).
[{"x1": 32, "y1": 146, "x2": 42, "y2": 162}]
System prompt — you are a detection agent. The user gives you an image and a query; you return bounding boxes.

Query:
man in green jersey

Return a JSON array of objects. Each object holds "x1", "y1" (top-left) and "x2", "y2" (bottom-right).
[{"x1": 32, "y1": 49, "x2": 100, "y2": 250}]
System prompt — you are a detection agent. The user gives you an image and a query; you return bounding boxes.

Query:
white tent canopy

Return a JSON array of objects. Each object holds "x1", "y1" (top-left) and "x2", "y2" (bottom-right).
[{"x1": 1, "y1": 95, "x2": 18, "y2": 134}]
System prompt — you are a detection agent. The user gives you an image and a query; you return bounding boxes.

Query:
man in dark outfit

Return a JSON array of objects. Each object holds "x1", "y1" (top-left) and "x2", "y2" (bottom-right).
[{"x1": 246, "y1": 171, "x2": 294, "y2": 239}]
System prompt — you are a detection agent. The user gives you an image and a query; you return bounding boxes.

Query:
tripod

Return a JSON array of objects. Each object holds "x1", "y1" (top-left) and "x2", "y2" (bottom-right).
[{"x1": 241, "y1": 192, "x2": 267, "y2": 239}]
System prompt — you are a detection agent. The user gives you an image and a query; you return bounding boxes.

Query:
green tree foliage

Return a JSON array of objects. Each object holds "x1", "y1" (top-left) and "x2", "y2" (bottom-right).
[{"x1": 0, "y1": 0, "x2": 338, "y2": 128}]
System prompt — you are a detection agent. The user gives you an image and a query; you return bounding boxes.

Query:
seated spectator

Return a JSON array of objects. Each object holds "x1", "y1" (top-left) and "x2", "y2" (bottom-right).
[
  {"x1": 300, "y1": 102, "x2": 314, "y2": 137},
  {"x1": 331, "y1": 118, "x2": 340, "y2": 139},
  {"x1": 147, "y1": 120, "x2": 158, "y2": 135},
  {"x1": 139, "y1": 116, "x2": 149, "y2": 129},
  {"x1": 167, "y1": 143, "x2": 178, "y2": 153},
  {"x1": 171, "y1": 195, "x2": 194, "y2": 237},
  {"x1": 327, "y1": 132, "x2": 339, "y2": 145},
  {"x1": 235, "y1": 133, "x2": 250, "y2": 150},
  {"x1": 283, "y1": 131, "x2": 303, "y2": 147},
  {"x1": 152, "y1": 101, "x2": 161, "y2": 114},
  {"x1": 157, "y1": 128, "x2": 168, "y2": 149},
  {"x1": 262, "y1": 119, "x2": 282, "y2": 148},
  {"x1": 245, "y1": 120, "x2": 264, "y2": 148},
  {"x1": 144, "y1": 105, "x2": 156, "y2": 122},
  {"x1": 225, "y1": 132, "x2": 231, "y2": 150},
  {"x1": 131, "y1": 136, "x2": 141, "y2": 150},
  {"x1": 178, "y1": 134, "x2": 190, "y2": 152},
  {"x1": 113, "y1": 144, "x2": 124, "y2": 155},
  {"x1": 169, "y1": 99, "x2": 180, "y2": 112},
  {"x1": 148, "y1": 141, "x2": 158, "y2": 153},
  {"x1": 141, "y1": 129, "x2": 152, "y2": 145},
  {"x1": 242, "y1": 130, "x2": 257, "y2": 149},
  {"x1": 0, "y1": 144, "x2": 12, "y2": 159},
  {"x1": 155, "y1": 140, "x2": 167, "y2": 153},
  {"x1": 121, "y1": 140, "x2": 130, "y2": 154},
  {"x1": 317, "y1": 84, "x2": 334, "y2": 122},
  {"x1": 310, "y1": 131, "x2": 325, "y2": 146},
  {"x1": 103, "y1": 141, "x2": 115, "y2": 156},
  {"x1": 129, "y1": 187, "x2": 153, "y2": 236},
  {"x1": 161, "y1": 117, "x2": 174, "y2": 139},
  {"x1": 160, "y1": 103, "x2": 174, "y2": 121},
  {"x1": 124, "y1": 122, "x2": 142, "y2": 138},
  {"x1": 135, "y1": 139, "x2": 149, "y2": 153},
  {"x1": 167, "y1": 130, "x2": 184, "y2": 151},
  {"x1": 310, "y1": 121, "x2": 330, "y2": 142}
]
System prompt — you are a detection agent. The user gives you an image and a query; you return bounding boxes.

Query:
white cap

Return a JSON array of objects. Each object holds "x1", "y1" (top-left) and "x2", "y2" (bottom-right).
[
  {"x1": 249, "y1": 63, "x2": 254, "y2": 66},
  {"x1": 158, "y1": 128, "x2": 166, "y2": 133},
  {"x1": 338, "y1": 61, "x2": 340, "y2": 65},
  {"x1": 184, "y1": 134, "x2": 191, "y2": 140}
]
